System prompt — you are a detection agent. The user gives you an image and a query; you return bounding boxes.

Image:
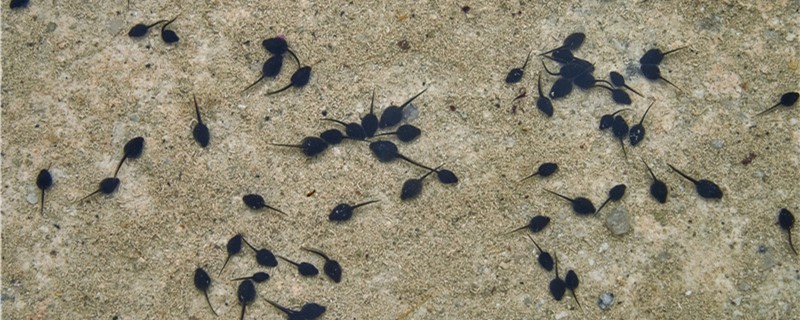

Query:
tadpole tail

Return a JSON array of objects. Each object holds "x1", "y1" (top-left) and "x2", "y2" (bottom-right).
[
  {"x1": 755, "y1": 103, "x2": 781, "y2": 116},
  {"x1": 519, "y1": 171, "x2": 539, "y2": 182},
  {"x1": 269, "y1": 143, "x2": 302, "y2": 149},
  {"x1": 540, "y1": 60, "x2": 559, "y2": 76},
  {"x1": 789, "y1": 231, "x2": 797, "y2": 255},
  {"x1": 369, "y1": 89, "x2": 376, "y2": 114},
  {"x1": 321, "y1": 118, "x2": 348, "y2": 126},
  {"x1": 507, "y1": 225, "x2": 528, "y2": 234},
  {"x1": 537, "y1": 72, "x2": 545, "y2": 97},
  {"x1": 618, "y1": 139, "x2": 627, "y2": 160},
  {"x1": 265, "y1": 299, "x2": 294, "y2": 315},
  {"x1": 400, "y1": 87, "x2": 429, "y2": 108},
  {"x1": 666, "y1": 164, "x2": 697, "y2": 183},
  {"x1": 352, "y1": 200, "x2": 379, "y2": 209},
  {"x1": 219, "y1": 256, "x2": 232, "y2": 276},
  {"x1": 571, "y1": 291, "x2": 583, "y2": 310},
  {"x1": 40, "y1": 191, "x2": 46, "y2": 215},
  {"x1": 265, "y1": 205, "x2": 287, "y2": 216},
  {"x1": 662, "y1": 46, "x2": 688, "y2": 56},
  {"x1": 192, "y1": 94, "x2": 203, "y2": 123},
  {"x1": 527, "y1": 234, "x2": 543, "y2": 252},
  {"x1": 267, "y1": 83, "x2": 293, "y2": 95},
  {"x1": 301, "y1": 247, "x2": 330, "y2": 260},
  {"x1": 161, "y1": 15, "x2": 180, "y2": 31},
  {"x1": 639, "y1": 101, "x2": 656, "y2": 125},
  {"x1": 77, "y1": 190, "x2": 100, "y2": 203},
  {"x1": 204, "y1": 292, "x2": 218, "y2": 316},
  {"x1": 146, "y1": 20, "x2": 167, "y2": 28},
  {"x1": 114, "y1": 155, "x2": 128, "y2": 178},
  {"x1": 624, "y1": 85, "x2": 644, "y2": 97},
  {"x1": 596, "y1": 198, "x2": 611, "y2": 215},
  {"x1": 544, "y1": 189, "x2": 572, "y2": 202},
  {"x1": 286, "y1": 49, "x2": 301, "y2": 67},
  {"x1": 242, "y1": 75, "x2": 267, "y2": 93},
  {"x1": 241, "y1": 237, "x2": 257, "y2": 252},
  {"x1": 397, "y1": 154, "x2": 436, "y2": 172},
  {"x1": 659, "y1": 76, "x2": 683, "y2": 93},
  {"x1": 521, "y1": 50, "x2": 532, "y2": 69},
  {"x1": 239, "y1": 304, "x2": 246, "y2": 320}
]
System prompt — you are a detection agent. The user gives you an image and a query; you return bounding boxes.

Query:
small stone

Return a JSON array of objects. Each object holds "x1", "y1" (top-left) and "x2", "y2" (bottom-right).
[
  {"x1": 403, "y1": 102, "x2": 419, "y2": 121},
  {"x1": 26, "y1": 192, "x2": 38, "y2": 205},
  {"x1": 46, "y1": 22, "x2": 57, "y2": 33},
  {"x1": 605, "y1": 207, "x2": 631, "y2": 236},
  {"x1": 685, "y1": 290, "x2": 693, "y2": 296},
  {"x1": 710, "y1": 139, "x2": 725, "y2": 149},
  {"x1": 598, "y1": 292, "x2": 614, "y2": 310},
  {"x1": 757, "y1": 245, "x2": 767, "y2": 253}
]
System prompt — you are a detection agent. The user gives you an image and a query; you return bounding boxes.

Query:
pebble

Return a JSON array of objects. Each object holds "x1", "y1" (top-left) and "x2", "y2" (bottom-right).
[
  {"x1": 605, "y1": 207, "x2": 631, "y2": 236},
  {"x1": 403, "y1": 102, "x2": 419, "y2": 121},
  {"x1": 598, "y1": 292, "x2": 614, "y2": 310},
  {"x1": 710, "y1": 139, "x2": 725, "y2": 149},
  {"x1": 26, "y1": 192, "x2": 38, "y2": 205}
]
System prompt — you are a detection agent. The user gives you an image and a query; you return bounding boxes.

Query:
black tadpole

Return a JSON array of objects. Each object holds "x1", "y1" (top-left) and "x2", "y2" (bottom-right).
[
  {"x1": 535, "y1": 73, "x2": 554, "y2": 117},
  {"x1": 361, "y1": 90, "x2": 379, "y2": 138},
  {"x1": 302, "y1": 247, "x2": 343, "y2": 283},
  {"x1": 128, "y1": 20, "x2": 166, "y2": 38},
  {"x1": 564, "y1": 269, "x2": 582, "y2": 309},
  {"x1": 629, "y1": 101, "x2": 655, "y2": 147},
  {"x1": 160, "y1": 16, "x2": 180, "y2": 44},
  {"x1": 242, "y1": 194, "x2": 286, "y2": 215},
  {"x1": 509, "y1": 215, "x2": 551, "y2": 234},
  {"x1": 231, "y1": 271, "x2": 271, "y2": 283},
  {"x1": 277, "y1": 256, "x2": 319, "y2": 276},
  {"x1": 666, "y1": 164, "x2": 723, "y2": 199},
  {"x1": 237, "y1": 279, "x2": 256, "y2": 320},
  {"x1": 778, "y1": 208, "x2": 797, "y2": 255},
  {"x1": 642, "y1": 160, "x2": 668, "y2": 204},
  {"x1": 505, "y1": 51, "x2": 532, "y2": 84},
  {"x1": 549, "y1": 253, "x2": 566, "y2": 301},
  {"x1": 36, "y1": 164, "x2": 53, "y2": 215},
  {"x1": 268, "y1": 66, "x2": 312, "y2": 95},
  {"x1": 241, "y1": 237, "x2": 279, "y2": 267},
  {"x1": 220, "y1": 234, "x2": 243, "y2": 276},
  {"x1": 520, "y1": 162, "x2": 558, "y2": 181},
  {"x1": 400, "y1": 166, "x2": 441, "y2": 201},
  {"x1": 596, "y1": 184, "x2": 626, "y2": 215},
  {"x1": 378, "y1": 88, "x2": 428, "y2": 129},
  {"x1": 329, "y1": 200, "x2": 379, "y2": 222},
  {"x1": 756, "y1": 92, "x2": 799, "y2": 116},
  {"x1": 243, "y1": 55, "x2": 284, "y2": 92},
  {"x1": 115, "y1": 136, "x2": 145, "y2": 177},
  {"x1": 545, "y1": 189, "x2": 596, "y2": 215},
  {"x1": 79, "y1": 177, "x2": 120, "y2": 202},
  {"x1": 271, "y1": 136, "x2": 329, "y2": 157},
  {"x1": 191, "y1": 95, "x2": 210, "y2": 148},
  {"x1": 527, "y1": 235, "x2": 554, "y2": 272},
  {"x1": 193, "y1": 268, "x2": 217, "y2": 316},
  {"x1": 599, "y1": 108, "x2": 630, "y2": 130}
]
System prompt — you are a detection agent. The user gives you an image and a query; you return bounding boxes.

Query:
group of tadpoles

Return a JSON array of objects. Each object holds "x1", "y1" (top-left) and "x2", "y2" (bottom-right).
[
  {"x1": 271, "y1": 88, "x2": 459, "y2": 202},
  {"x1": 244, "y1": 36, "x2": 312, "y2": 95},
  {"x1": 128, "y1": 16, "x2": 181, "y2": 44},
  {"x1": 194, "y1": 234, "x2": 335, "y2": 319}
]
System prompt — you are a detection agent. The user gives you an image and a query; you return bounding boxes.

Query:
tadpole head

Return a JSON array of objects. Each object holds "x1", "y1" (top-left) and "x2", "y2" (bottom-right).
[
  {"x1": 262, "y1": 37, "x2": 289, "y2": 55},
  {"x1": 369, "y1": 140, "x2": 399, "y2": 162},
  {"x1": 436, "y1": 169, "x2": 459, "y2": 184}
]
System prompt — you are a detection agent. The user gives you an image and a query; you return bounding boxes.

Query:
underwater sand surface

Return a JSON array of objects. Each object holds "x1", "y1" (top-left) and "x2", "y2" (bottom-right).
[{"x1": 2, "y1": 1, "x2": 799, "y2": 319}]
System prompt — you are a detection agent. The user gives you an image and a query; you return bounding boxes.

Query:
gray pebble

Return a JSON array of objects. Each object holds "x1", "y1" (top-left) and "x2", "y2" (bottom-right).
[
  {"x1": 46, "y1": 22, "x2": 57, "y2": 33},
  {"x1": 710, "y1": 139, "x2": 725, "y2": 149},
  {"x1": 598, "y1": 292, "x2": 614, "y2": 310},
  {"x1": 403, "y1": 102, "x2": 419, "y2": 122},
  {"x1": 605, "y1": 207, "x2": 631, "y2": 236},
  {"x1": 26, "y1": 192, "x2": 38, "y2": 205}
]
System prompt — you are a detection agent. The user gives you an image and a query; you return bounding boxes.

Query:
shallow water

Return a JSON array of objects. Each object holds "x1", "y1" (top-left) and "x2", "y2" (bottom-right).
[{"x1": 2, "y1": 1, "x2": 799, "y2": 319}]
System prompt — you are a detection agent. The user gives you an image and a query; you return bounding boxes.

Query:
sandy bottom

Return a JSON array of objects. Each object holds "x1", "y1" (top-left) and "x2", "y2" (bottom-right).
[{"x1": 2, "y1": 1, "x2": 799, "y2": 319}]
